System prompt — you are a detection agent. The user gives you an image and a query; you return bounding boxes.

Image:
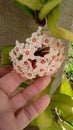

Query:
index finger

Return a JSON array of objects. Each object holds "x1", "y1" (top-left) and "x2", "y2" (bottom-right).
[
  {"x1": 0, "y1": 70, "x2": 26, "y2": 95},
  {"x1": 0, "y1": 65, "x2": 12, "y2": 78}
]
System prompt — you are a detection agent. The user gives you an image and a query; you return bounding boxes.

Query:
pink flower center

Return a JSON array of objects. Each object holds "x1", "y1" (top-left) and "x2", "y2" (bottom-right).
[
  {"x1": 15, "y1": 47, "x2": 19, "y2": 51},
  {"x1": 44, "y1": 39, "x2": 49, "y2": 43},
  {"x1": 32, "y1": 38, "x2": 37, "y2": 42},
  {"x1": 24, "y1": 61, "x2": 28, "y2": 65},
  {"x1": 52, "y1": 55, "x2": 56, "y2": 59},
  {"x1": 25, "y1": 51, "x2": 30, "y2": 55},
  {"x1": 41, "y1": 59, "x2": 46, "y2": 63},
  {"x1": 40, "y1": 68, "x2": 44, "y2": 72},
  {"x1": 28, "y1": 73, "x2": 32, "y2": 77}
]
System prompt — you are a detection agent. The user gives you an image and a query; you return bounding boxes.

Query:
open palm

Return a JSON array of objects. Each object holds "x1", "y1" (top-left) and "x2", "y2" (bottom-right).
[{"x1": 0, "y1": 66, "x2": 51, "y2": 130}]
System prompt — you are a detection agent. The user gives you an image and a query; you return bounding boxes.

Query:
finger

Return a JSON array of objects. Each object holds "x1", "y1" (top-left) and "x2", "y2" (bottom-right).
[
  {"x1": 16, "y1": 94, "x2": 50, "y2": 130},
  {"x1": 11, "y1": 76, "x2": 51, "y2": 112},
  {"x1": 0, "y1": 70, "x2": 26, "y2": 95},
  {"x1": 0, "y1": 65, "x2": 12, "y2": 78}
]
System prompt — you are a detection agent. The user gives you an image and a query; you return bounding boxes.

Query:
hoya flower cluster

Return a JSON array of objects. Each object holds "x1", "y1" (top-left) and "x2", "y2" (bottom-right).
[{"x1": 9, "y1": 27, "x2": 65, "y2": 79}]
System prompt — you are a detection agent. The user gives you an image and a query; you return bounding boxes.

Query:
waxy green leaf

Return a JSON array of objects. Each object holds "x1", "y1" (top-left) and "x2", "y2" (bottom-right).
[{"x1": 2, "y1": 46, "x2": 14, "y2": 65}]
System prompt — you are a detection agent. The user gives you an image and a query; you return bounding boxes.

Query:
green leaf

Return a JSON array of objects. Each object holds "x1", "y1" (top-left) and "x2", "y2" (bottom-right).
[
  {"x1": 50, "y1": 93, "x2": 73, "y2": 117},
  {"x1": 65, "y1": 115, "x2": 73, "y2": 123},
  {"x1": 40, "y1": 0, "x2": 48, "y2": 4},
  {"x1": 39, "y1": 0, "x2": 63, "y2": 20},
  {"x1": 1, "y1": 46, "x2": 14, "y2": 65},
  {"x1": 51, "y1": 101, "x2": 73, "y2": 117},
  {"x1": 47, "y1": 4, "x2": 60, "y2": 36},
  {"x1": 16, "y1": 0, "x2": 42, "y2": 10},
  {"x1": 48, "y1": 120, "x2": 62, "y2": 130},
  {"x1": 19, "y1": 79, "x2": 33, "y2": 88},
  {"x1": 71, "y1": 42, "x2": 73, "y2": 46},
  {"x1": 19, "y1": 82, "x2": 28, "y2": 88},
  {"x1": 37, "y1": 107, "x2": 53, "y2": 130},
  {"x1": 30, "y1": 118, "x2": 38, "y2": 127},
  {"x1": 58, "y1": 120, "x2": 73, "y2": 130},
  {"x1": 51, "y1": 93, "x2": 73, "y2": 107},
  {"x1": 59, "y1": 77, "x2": 73, "y2": 97},
  {"x1": 56, "y1": 27, "x2": 73, "y2": 42},
  {"x1": 16, "y1": 1, "x2": 35, "y2": 19}
]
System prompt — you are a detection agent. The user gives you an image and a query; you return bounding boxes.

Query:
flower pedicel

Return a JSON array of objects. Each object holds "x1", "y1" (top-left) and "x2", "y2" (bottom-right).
[{"x1": 9, "y1": 27, "x2": 65, "y2": 79}]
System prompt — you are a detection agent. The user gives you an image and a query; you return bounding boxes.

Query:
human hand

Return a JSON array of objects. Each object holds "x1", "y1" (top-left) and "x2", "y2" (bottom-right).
[{"x1": 0, "y1": 67, "x2": 51, "y2": 130}]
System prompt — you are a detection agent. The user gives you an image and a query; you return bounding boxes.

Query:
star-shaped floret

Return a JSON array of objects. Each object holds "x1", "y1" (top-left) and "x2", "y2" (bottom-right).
[
  {"x1": 13, "y1": 40, "x2": 24, "y2": 57},
  {"x1": 26, "y1": 33, "x2": 42, "y2": 48},
  {"x1": 42, "y1": 34, "x2": 54, "y2": 47},
  {"x1": 23, "y1": 43, "x2": 37, "y2": 60}
]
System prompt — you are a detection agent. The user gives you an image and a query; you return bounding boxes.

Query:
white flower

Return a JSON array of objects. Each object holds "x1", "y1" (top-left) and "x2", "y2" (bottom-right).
[
  {"x1": 13, "y1": 40, "x2": 24, "y2": 57},
  {"x1": 22, "y1": 59, "x2": 32, "y2": 71},
  {"x1": 23, "y1": 43, "x2": 37, "y2": 60},
  {"x1": 25, "y1": 70, "x2": 36, "y2": 79},
  {"x1": 9, "y1": 50, "x2": 16, "y2": 61},
  {"x1": 49, "y1": 39, "x2": 64, "y2": 51},
  {"x1": 26, "y1": 32, "x2": 42, "y2": 48},
  {"x1": 35, "y1": 59, "x2": 48, "y2": 76},
  {"x1": 16, "y1": 40, "x2": 24, "y2": 49},
  {"x1": 13, "y1": 59, "x2": 23, "y2": 75},
  {"x1": 46, "y1": 68, "x2": 53, "y2": 76},
  {"x1": 46, "y1": 61, "x2": 57, "y2": 76},
  {"x1": 49, "y1": 48, "x2": 58, "y2": 61},
  {"x1": 42, "y1": 34, "x2": 54, "y2": 47},
  {"x1": 36, "y1": 56, "x2": 48, "y2": 64}
]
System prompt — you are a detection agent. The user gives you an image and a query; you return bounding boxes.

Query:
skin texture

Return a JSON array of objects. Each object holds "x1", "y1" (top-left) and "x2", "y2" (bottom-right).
[{"x1": 0, "y1": 66, "x2": 51, "y2": 130}]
